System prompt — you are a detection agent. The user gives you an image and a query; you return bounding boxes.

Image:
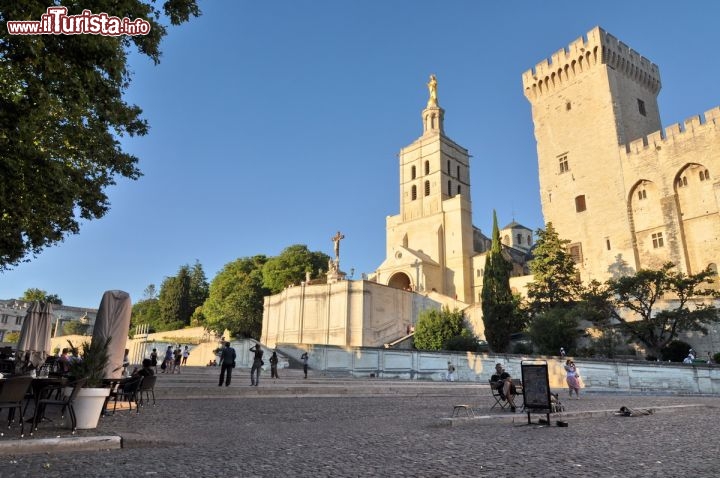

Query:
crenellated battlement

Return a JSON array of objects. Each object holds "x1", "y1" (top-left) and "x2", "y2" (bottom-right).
[
  {"x1": 621, "y1": 106, "x2": 720, "y2": 156},
  {"x1": 523, "y1": 26, "x2": 661, "y2": 101}
]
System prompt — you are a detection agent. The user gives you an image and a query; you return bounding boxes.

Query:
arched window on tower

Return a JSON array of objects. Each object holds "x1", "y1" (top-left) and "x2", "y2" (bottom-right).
[
  {"x1": 411, "y1": 185, "x2": 417, "y2": 200},
  {"x1": 447, "y1": 160, "x2": 451, "y2": 174},
  {"x1": 516, "y1": 233, "x2": 522, "y2": 244},
  {"x1": 456, "y1": 165, "x2": 460, "y2": 179},
  {"x1": 447, "y1": 180, "x2": 451, "y2": 196},
  {"x1": 424, "y1": 180, "x2": 430, "y2": 196},
  {"x1": 411, "y1": 165, "x2": 416, "y2": 180},
  {"x1": 424, "y1": 161, "x2": 430, "y2": 175}
]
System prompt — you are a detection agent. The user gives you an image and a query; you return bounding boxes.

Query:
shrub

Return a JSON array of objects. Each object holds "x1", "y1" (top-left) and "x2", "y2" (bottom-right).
[
  {"x1": 444, "y1": 334, "x2": 480, "y2": 352},
  {"x1": 660, "y1": 340, "x2": 693, "y2": 362},
  {"x1": 526, "y1": 307, "x2": 582, "y2": 355},
  {"x1": 512, "y1": 342, "x2": 534, "y2": 355}
]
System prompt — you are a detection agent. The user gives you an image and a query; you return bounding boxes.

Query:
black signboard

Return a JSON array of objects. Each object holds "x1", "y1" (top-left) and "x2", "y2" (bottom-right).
[{"x1": 521, "y1": 360, "x2": 551, "y2": 424}]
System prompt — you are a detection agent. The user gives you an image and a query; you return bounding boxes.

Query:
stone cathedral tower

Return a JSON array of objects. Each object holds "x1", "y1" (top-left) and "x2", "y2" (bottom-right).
[
  {"x1": 373, "y1": 75, "x2": 475, "y2": 303},
  {"x1": 523, "y1": 27, "x2": 719, "y2": 281}
]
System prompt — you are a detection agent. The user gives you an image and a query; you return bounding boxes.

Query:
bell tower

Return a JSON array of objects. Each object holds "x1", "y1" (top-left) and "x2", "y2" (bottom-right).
[{"x1": 375, "y1": 75, "x2": 475, "y2": 303}]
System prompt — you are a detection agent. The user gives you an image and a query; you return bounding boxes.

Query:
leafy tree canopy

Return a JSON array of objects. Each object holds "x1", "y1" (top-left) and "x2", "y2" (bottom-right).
[
  {"x1": 204, "y1": 256, "x2": 269, "y2": 339},
  {"x1": 4, "y1": 331, "x2": 20, "y2": 343},
  {"x1": 21, "y1": 287, "x2": 62, "y2": 304},
  {"x1": 130, "y1": 297, "x2": 161, "y2": 333},
  {"x1": 414, "y1": 307, "x2": 477, "y2": 351},
  {"x1": 527, "y1": 306, "x2": 582, "y2": 355},
  {"x1": 157, "y1": 265, "x2": 191, "y2": 331},
  {"x1": 63, "y1": 320, "x2": 88, "y2": 336},
  {"x1": 152, "y1": 261, "x2": 209, "y2": 331},
  {"x1": 526, "y1": 222, "x2": 582, "y2": 313},
  {"x1": 262, "y1": 245, "x2": 331, "y2": 294},
  {"x1": 0, "y1": 1, "x2": 200, "y2": 269},
  {"x1": 598, "y1": 262, "x2": 719, "y2": 357}
]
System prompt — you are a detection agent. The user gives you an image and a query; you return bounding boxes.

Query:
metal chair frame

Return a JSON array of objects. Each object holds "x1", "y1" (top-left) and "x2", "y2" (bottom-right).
[
  {"x1": 31, "y1": 378, "x2": 87, "y2": 435},
  {"x1": 137, "y1": 375, "x2": 156, "y2": 407},
  {"x1": 0, "y1": 376, "x2": 33, "y2": 437},
  {"x1": 111, "y1": 376, "x2": 143, "y2": 414}
]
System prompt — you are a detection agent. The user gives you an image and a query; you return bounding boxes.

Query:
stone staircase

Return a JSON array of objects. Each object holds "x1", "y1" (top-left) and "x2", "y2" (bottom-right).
[{"x1": 152, "y1": 366, "x2": 484, "y2": 400}]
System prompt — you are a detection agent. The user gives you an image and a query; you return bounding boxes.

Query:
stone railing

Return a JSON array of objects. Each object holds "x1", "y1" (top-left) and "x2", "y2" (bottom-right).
[{"x1": 276, "y1": 343, "x2": 720, "y2": 395}]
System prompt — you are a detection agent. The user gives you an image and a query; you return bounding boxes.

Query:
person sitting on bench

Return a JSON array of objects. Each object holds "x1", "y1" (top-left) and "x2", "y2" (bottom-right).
[{"x1": 490, "y1": 363, "x2": 518, "y2": 412}]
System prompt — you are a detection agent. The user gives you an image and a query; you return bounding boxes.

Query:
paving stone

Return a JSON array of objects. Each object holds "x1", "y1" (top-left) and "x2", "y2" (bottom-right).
[{"x1": 0, "y1": 367, "x2": 717, "y2": 476}]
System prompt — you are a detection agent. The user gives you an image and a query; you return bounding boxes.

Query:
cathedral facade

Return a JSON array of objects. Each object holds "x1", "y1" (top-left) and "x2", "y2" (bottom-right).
[{"x1": 372, "y1": 77, "x2": 532, "y2": 308}]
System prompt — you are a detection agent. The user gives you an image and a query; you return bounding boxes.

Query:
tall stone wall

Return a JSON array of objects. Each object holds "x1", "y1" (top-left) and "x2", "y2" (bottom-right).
[{"x1": 262, "y1": 280, "x2": 443, "y2": 349}]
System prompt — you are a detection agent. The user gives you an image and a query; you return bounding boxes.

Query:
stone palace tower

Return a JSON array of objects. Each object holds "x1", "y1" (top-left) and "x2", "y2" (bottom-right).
[{"x1": 523, "y1": 27, "x2": 719, "y2": 282}]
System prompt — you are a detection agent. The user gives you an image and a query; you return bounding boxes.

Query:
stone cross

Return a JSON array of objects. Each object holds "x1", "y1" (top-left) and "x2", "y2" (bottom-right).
[{"x1": 331, "y1": 231, "x2": 345, "y2": 261}]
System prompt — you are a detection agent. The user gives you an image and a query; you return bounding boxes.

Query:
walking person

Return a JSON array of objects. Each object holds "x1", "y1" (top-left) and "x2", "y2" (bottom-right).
[
  {"x1": 162, "y1": 345, "x2": 173, "y2": 373},
  {"x1": 172, "y1": 346, "x2": 182, "y2": 374},
  {"x1": 269, "y1": 351, "x2": 279, "y2": 379},
  {"x1": 446, "y1": 361, "x2": 456, "y2": 382},
  {"x1": 301, "y1": 351, "x2": 309, "y2": 379},
  {"x1": 150, "y1": 348, "x2": 158, "y2": 374},
  {"x1": 564, "y1": 359, "x2": 581, "y2": 399},
  {"x1": 182, "y1": 345, "x2": 190, "y2": 366},
  {"x1": 122, "y1": 349, "x2": 130, "y2": 377},
  {"x1": 250, "y1": 343, "x2": 264, "y2": 386},
  {"x1": 218, "y1": 342, "x2": 236, "y2": 387}
]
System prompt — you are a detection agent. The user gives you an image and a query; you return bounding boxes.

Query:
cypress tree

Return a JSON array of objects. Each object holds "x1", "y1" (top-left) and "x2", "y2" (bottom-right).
[{"x1": 481, "y1": 211, "x2": 516, "y2": 353}]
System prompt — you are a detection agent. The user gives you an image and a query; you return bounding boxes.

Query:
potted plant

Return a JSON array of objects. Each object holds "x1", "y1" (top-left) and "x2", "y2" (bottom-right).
[{"x1": 66, "y1": 337, "x2": 114, "y2": 429}]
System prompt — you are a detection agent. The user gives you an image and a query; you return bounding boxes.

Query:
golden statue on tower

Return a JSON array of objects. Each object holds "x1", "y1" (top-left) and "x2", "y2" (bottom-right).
[{"x1": 427, "y1": 74, "x2": 438, "y2": 107}]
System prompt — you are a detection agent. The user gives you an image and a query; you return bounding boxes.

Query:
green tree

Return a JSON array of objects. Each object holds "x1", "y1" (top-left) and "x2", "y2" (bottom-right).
[
  {"x1": 481, "y1": 211, "x2": 521, "y2": 353},
  {"x1": 526, "y1": 222, "x2": 582, "y2": 313},
  {"x1": 604, "y1": 263, "x2": 719, "y2": 358},
  {"x1": 0, "y1": 1, "x2": 200, "y2": 269},
  {"x1": 660, "y1": 340, "x2": 693, "y2": 362},
  {"x1": 204, "y1": 256, "x2": 269, "y2": 339},
  {"x1": 527, "y1": 307, "x2": 582, "y2": 355},
  {"x1": 190, "y1": 306, "x2": 206, "y2": 327},
  {"x1": 188, "y1": 260, "x2": 210, "y2": 313},
  {"x1": 577, "y1": 280, "x2": 623, "y2": 358},
  {"x1": 21, "y1": 288, "x2": 62, "y2": 305},
  {"x1": 63, "y1": 320, "x2": 89, "y2": 336},
  {"x1": 142, "y1": 284, "x2": 158, "y2": 301},
  {"x1": 130, "y1": 298, "x2": 161, "y2": 332},
  {"x1": 262, "y1": 245, "x2": 331, "y2": 294},
  {"x1": 4, "y1": 331, "x2": 20, "y2": 343},
  {"x1": 157, "y1": 265, "x2": 191, "y2": 330},
  {"x1": 413, "y1": 307, "x2": 477, "y2": 351}
]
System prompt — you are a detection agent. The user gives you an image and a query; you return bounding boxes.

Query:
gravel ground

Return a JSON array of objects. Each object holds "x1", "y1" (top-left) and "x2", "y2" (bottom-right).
[{"x1": 0, "y1": 387, "x2": 718, "y2": 478}]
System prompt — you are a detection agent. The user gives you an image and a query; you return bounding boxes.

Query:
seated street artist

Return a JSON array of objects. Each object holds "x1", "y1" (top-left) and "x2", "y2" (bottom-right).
[{"x1": 490, "y1": 363, "x2": 518, "y2": 412}]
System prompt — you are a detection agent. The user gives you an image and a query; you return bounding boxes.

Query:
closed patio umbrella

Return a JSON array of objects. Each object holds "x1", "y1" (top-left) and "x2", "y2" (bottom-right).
[
  {"x1": 17, "y1": 301, "x2": 54, "y2": 369},
  {"x1": 91, "y1": 290, "x2": 132, "y2": 379}
]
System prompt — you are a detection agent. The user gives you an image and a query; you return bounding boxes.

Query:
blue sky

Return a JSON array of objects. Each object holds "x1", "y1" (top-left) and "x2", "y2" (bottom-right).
[{"x1": 2, "y1": 1, "x2": 720, "y2": 308}]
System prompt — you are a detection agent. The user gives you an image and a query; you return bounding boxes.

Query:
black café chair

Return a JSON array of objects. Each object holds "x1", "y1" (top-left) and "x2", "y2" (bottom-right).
[
  {"x1": 111, "y1": 376, "x2": 143, "y2": 414},
  {"x1": 0, "y1": 375, "x2": 33, "y2": 437},
  {"x1": 31, "y1": 378, "x2": 86, "y2": 435},
  {"x1": 137, "y1": 375, "x2": 157, "y2": 407}
]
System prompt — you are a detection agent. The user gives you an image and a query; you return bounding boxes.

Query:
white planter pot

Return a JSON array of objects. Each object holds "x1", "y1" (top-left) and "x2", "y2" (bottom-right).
[{"x1": 64, "y1": 387, "x2": 111, "y2": 429}]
